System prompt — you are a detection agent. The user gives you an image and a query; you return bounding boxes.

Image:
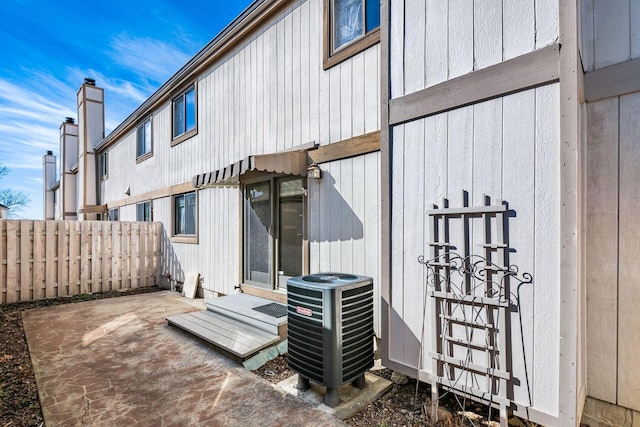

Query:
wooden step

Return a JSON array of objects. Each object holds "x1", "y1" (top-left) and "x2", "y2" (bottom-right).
[
  {"x1": 167, "y1": 310, "x2": 281, "y2": 361},
  {"x1": 206, "y1": 293, "x2": 287, "y2": 336}
]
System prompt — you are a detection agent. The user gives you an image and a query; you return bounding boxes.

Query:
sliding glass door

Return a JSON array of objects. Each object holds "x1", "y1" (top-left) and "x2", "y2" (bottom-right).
[{"x1": 244, "y1": 177, "x2": 304, "y2": 290}]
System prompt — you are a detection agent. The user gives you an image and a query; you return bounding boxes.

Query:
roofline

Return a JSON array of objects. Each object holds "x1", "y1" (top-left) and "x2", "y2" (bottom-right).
[{"x1": 97, "y1": 0, "x2": 296, "y2": 152}]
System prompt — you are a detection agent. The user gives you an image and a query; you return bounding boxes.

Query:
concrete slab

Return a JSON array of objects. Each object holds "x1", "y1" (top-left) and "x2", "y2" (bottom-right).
[
  {"x1": 277, "y1": 372, "x2": 393, "y2": 420},
  {"x1": 22, "y1": 291, "x2": 346, "y2": 427}
]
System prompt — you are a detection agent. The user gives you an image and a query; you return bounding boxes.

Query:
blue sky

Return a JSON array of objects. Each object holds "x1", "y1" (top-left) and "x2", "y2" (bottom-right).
[{"x1": 0, "y1": 0, "x2": 253, "y2": 219}]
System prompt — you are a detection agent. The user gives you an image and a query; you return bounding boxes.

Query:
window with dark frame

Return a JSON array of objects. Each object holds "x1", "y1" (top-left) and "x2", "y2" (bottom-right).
[
  {"x1": 99, "y1": 152, "x2": 108, "y2": 179},
  {"x1": 324, "y1": 0, "x2": 380, "y2": 68},
  {"x1": 108, "y1": 208, "x2": 119, "y2": 221},
  {"x1": 136, "y1": 117, "x2": 152, "y2": 159},
  {"x1": 172, "y1": 86, "x2": 196, "y2": 139},
  {"x1": 173, "y1": 192, "x2": 196, "y2": 236},
  {"x1": 333, "y1": 0, "x2": 379, "y2": 51},
  {"x1": 136, "y1": 201, "x2": 151, "y2": 222}
]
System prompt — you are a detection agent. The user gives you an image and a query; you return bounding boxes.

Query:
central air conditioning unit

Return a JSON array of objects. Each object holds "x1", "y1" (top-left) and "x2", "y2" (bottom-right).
[{"x1": 286, "y1": 273, "x2": 374, "y2": 407}]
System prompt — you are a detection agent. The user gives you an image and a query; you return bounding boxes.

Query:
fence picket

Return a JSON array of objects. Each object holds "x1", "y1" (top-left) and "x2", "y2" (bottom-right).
[
  {"x1": 80, "y1": 222, "x2": 91, "y2": 294},
  {"x1": 0, "y1": 220, "x2": 6, "y2": 303},
  {"x1": 6, "y1": 221, "x2": 18, "y2": 303},
  {"x1": 20, "y1": 221, "x2": 32, "y2": 301},
  {"x1": 69, "y1": 221, "x2": 80, "y2": 295},
  {"x1": 102, "y1": 223, "x2": 112, "y2": 291},
  {"x1": 58, "y1": 221, "x2": 68, "y2": 296},
  {"x1": 139, "y1": 222, "x2": 147, "y2": 287},
  {"x1": 91, "y1": 222, "x2": 101, "y2": 292},
  {"x1": 111, "y1": 221, "x2": 121, "y2": 290},
  {"x1": 131, "y1": 222, "x2": 139, "y2": 288},
  {"x1": 33, "y1": 221, "x2": 44, "y2": 299},
  {"x1": 45, "y1": 221, "x2": 56, "y2": 298},
  {"x1": 122, "y1": 222, "x2": 131, "y2": 289}
]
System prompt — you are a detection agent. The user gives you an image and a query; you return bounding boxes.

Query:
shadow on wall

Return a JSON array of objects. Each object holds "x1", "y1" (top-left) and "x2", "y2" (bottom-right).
[
  {"x1": 310, "y1": 170, "x2": 364, "y2": 242},
  {"x1": 160, "y1": 225, "x2": 184, "y2": 286}
]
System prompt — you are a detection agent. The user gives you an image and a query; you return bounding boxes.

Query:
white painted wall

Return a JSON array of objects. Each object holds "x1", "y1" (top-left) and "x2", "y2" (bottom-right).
[
  {"x1": 389, "y1": 86, "x2": 561, "y2": 418},
  {"x1": 308, "y1": 151, "x2": 381, "y2": 332},
  {"x1": 101, "y1": 0, "x2": 380, "y2": 297},
  {"x1": 390, "y1": 0, "x2": 559, "y2": 99},
  {"x1": 586, "y1": 92, "x2": 640, "y2": 412},
  {"x1": 580, "y1": 0, "x2": 640, "y2": 72}
]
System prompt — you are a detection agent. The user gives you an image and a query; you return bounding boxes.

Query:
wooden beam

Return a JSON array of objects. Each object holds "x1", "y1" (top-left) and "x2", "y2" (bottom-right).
[
  {"x1": 584, "y1": 57, "x2": 640, "y2": 102},
  {"x1": 79, "y1": 204, "x2": 108, "y2": 214},
  {"x1": 107, "y1": 181, "x2": 194, "y2": 209},
  {"x1": 558, "y1": 0, "x2": 583, "y2": 424},
  {"x1": 308, "y1": 131, "x2": 380, "y2": 164},
  {"x1": 388, "y1": 44, "x2": 560, "y2": 126},
  {"x1": 379, "y1": 0, "x2": 393, "y2": 373}
]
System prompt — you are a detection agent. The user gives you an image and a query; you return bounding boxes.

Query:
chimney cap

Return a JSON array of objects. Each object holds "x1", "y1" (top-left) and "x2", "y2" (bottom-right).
[
  {"x1": 46, "y1": 150, "x2": 53, "y2": 156},
  {"x1": 65, "y1": 117, "x2": 75, "y2": 124},
  {"x1": 84, "y1": 77, "x2": 96, "y2": 86}
]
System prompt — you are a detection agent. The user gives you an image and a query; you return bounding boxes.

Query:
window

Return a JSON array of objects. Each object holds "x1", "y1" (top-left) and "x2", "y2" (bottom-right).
[
  {"x1": 136, "y1": 117, "x2": 152, "y2": 160},
  {"x1": 108, "y1": 208, "x2": 119, "y2": 221},
  {"x1": 136, "y1": 201, "x2": 151, "y2": 222},
  {"x1": 172, "y1": 86, "x2": 196, "y2": 142},
  {"x1": 99, "y1": 152, "x2": 108, "y2": 179},
  {"x1": 324, "y1": 0, "x2": 380, "y2": 69},
  {"x1": 173, "y1": 192, "x2": 197, "y2": 236}
]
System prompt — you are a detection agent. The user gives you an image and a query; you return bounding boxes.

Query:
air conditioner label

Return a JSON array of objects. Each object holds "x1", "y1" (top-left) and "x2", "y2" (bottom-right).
[{"x1": 296, "y1": 306, "x2": 313, "y2": 317}]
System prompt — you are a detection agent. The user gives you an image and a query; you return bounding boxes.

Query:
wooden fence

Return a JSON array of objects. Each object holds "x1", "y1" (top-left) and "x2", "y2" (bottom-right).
[{"x1": 0, "y1": 220, "x2": 161, "y2": 304}]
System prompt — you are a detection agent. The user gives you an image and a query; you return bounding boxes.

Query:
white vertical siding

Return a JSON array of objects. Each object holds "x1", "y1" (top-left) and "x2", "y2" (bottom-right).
[
  {"x1": 532, "y1": 83, "x2": 561, "y2": 415},
  {"x1": 502, "y1": 90, "x2": 536, "y2": 407},
  {"x1": 504, "y1": 0, "x2": 535, "y2": 60},
  {"x1": 391, "y1": 0, "x2": 559, "y2": 97},
  {"x1": 389, "y1": 86, "x2": 561, "y2": 415},
  {"x1": 617, "y1": 92, "x2": 640, "y2": 411},
  {"x1": 448, "y1": 0, "x2": 474, "y2": 79},
  {"x1": 581, "y1": 0, "x2": 640, "y2": 71},
  {"x1": 309, "y1": 152, "x2": 381, "y2": 333},
  {"x1": 390, "y1": 125, "x2": 405, "y2": 362},
  {"x1": 473, "y1": 0, "x2": 503, "y2": 70},
  {"x1": 586, "y1": 92, "x2": 640, "y2": 412}
]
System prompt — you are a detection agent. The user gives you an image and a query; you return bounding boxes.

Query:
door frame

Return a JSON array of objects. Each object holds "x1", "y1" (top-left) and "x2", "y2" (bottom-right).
[{"x1": 241, "y1": 174, "x2": 308, "y2": 291}]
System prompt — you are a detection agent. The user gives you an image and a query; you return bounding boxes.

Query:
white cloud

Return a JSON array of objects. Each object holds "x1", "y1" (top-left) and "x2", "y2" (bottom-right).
[
  {"x1": 0, "y1": 80, "x2": 75, "y2": 125},
  {"x1": 108, "y1": 33, "x2": 191, "y2": 85}
]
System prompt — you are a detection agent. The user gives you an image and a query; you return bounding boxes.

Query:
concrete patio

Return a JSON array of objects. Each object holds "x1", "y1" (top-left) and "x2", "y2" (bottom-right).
[{"x1": 22, "y1": 291, "x2": 347, "y2": 426}]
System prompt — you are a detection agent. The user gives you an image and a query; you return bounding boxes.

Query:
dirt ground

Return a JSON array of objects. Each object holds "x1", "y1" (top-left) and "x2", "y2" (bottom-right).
[
  {"x1": 2, "y1": 288, "x2": 535, "y2": 427},
  {"x1": 253, "y1": 354, "x2": 510, "y2": 427}
]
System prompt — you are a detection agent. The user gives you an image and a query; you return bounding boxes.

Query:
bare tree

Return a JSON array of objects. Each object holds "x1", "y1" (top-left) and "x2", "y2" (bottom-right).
[{"x1": 0, "y1": 166, "x2": 31, "y2": 217}]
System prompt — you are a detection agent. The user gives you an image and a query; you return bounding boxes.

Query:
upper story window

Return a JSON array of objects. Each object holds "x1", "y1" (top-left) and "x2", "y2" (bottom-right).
[
  {"x1": 324, "y1": 0, "x2": 380, "y2": 69},
  {"x1": 99, "y1": 152, "x2": 108, "y2": 179},
  {"x1": 172, "y1": 85, "x2": 197, "y2": 144},
  {"x1": 136, "y1": 200, "x2": 152, "y2": 222},
  {"x1": 136, "y1": 117, "x2": 152, "y2": 161}
]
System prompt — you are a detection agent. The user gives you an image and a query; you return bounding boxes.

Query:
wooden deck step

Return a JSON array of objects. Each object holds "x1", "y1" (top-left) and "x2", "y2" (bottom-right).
[
  {"x1": 167, "y1": 310, "x2": 281, "y2": 361},
  {"x1": 206, "y1": 293, "x2": 287, "y2": 336}
]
